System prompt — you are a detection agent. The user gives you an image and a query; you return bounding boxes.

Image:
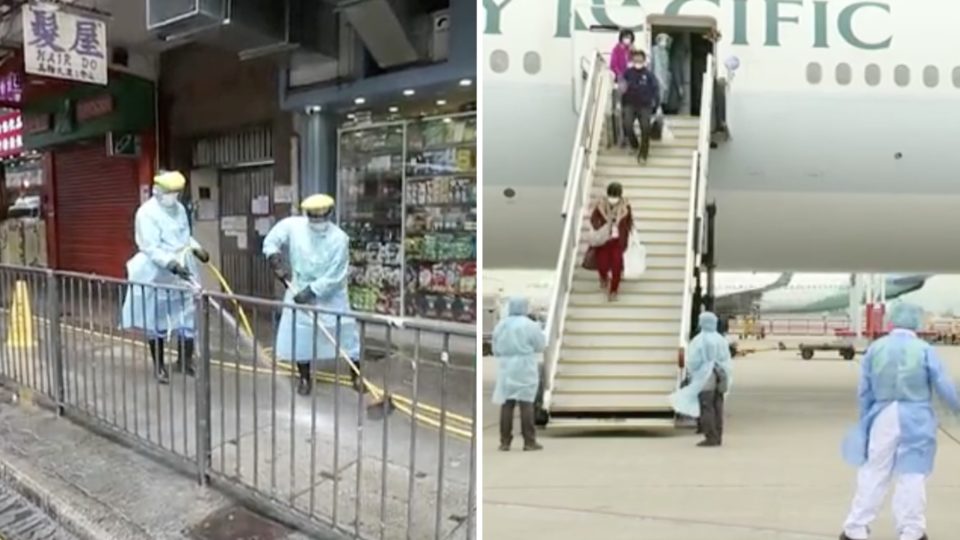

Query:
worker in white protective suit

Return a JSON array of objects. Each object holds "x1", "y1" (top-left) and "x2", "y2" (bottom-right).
[
  {"x1": 262, "y1": 193, "x2": 361, "y2": 396},
  {"x1": 120, "y1": 171, "x2": 209, "y2": 384},
  {"x1": 493, "y1": 297, "x2": 545, "y2": 452},
  {"x1": 839, "y1": 302, "x2": 960, "y2": 540}
]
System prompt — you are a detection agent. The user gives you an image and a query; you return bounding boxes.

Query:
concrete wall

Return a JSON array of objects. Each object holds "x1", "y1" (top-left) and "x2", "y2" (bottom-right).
[{"x1": 157, "y1": 44, "x2": 293, "y2": 200}]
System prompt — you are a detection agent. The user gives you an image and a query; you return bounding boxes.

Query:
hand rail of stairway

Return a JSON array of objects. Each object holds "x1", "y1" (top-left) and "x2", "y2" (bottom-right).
[
  {"x1": 543, "y1": 51, "x2": 608, "y2": 412},
  {"x1": 679, "y1": 55, "x2": 717, "y2": 381}
]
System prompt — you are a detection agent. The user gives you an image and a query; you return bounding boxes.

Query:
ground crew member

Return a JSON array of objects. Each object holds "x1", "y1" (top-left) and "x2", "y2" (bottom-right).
[
  {"x1": 840, "y1": 302, "x2": 960, "y2": 540},
  {"x1": 120, "y1": 171, "x2": 209, "y2": 384}
]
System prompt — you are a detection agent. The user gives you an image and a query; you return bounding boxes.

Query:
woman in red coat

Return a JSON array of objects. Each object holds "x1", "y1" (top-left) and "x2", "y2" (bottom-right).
[{"x1": 587, "y1": 182, "x2": 633, "y2": 301}]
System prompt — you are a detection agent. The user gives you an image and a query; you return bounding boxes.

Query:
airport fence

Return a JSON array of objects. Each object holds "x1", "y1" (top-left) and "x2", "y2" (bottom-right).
[{"x1": 0, "y1": 264, "x2": 477, "y2": 540}]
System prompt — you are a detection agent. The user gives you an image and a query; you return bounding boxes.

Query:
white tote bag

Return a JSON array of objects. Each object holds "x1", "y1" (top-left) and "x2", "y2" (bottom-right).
[{"x1": 622, "y1": 235, "x2": 647, "y2": 280}]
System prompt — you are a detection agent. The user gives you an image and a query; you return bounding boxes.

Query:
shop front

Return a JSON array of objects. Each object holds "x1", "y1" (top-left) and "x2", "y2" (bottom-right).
[
  {"x1": 22, "y1": 72, "x2": 156, "y2": 277},
  {"x1": 338, "y1": 109, "x2": 476, "y2": 323},
  {"x1": 280, "y1": 0, "x2": 476, "y2": 327}
]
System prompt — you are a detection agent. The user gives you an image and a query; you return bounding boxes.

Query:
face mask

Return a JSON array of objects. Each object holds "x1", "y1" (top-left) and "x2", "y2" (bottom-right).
[
  {"x1": 309, "y1": 221, "x2": 330, "y2": 233},
  {"x1": 159, "y1": 193, "x2": 179, "y2": 207},
  {"x1": 621, "y1": 38, "x2": 631, "y2": 45},
  {"x1": 607, "y1": 197, "x2": 621, "y2": 205}
]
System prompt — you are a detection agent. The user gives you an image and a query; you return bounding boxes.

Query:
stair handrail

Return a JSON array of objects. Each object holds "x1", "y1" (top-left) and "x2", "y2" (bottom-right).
[
  {"x1": 543, "y1": 51, "x2": 610, "y2": 411},
  {"x1": 678, "y1": 55, "x2": 717, "y2": 376}
]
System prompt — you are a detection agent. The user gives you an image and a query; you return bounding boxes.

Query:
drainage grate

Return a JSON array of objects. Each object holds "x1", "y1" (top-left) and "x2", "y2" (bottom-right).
[{"x1": 186, "y1": 505, "x2": 292, "y2": 540}]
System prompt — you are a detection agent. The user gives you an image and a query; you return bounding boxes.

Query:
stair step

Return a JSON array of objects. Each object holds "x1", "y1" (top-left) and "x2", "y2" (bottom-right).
[
  {"x1": 600, "y1": 146, "x2": 694, "y2": 158},
  {"x1": 569, "y1": 281, "x2": 685, "y2": 297},
  {"x1": 577, "y1": 230, "x2": 686, "y2": 246},
  {"x1": 597, "y1": 155, "x2": 693, "y2": 168},
  {"x1": 572, "y1": 267, "x2": 684, "y2": 282},
  {"x1": 565, "y1": 319, "x2": 683, "y2": 334},
  {"x1": 582, "y1": 208, "x2": 689, "y2": 222},
  {"x1": 577, "y1": 240, "x2": 686, "y2": 256},
  {"x1": 563, "y1": 333, "x2": 678, "y2": 348},
  {"x1": 544, "y1": 417, "x2": 677, "y2": 431},
  {"x1": 567, "y1": 293, "x2": 685, "y2": 308},
  {"x1": 589, "y1": 186, "x2": 690, "y2": 200},
  {"x1": 581, "y1": 220, "x2": 687, "y2": 234},
  {"x1": 551, "y1": 393, "x2": 673, "y2": 412},
  {"x1": 566, "y1": 305, "x2": 683, "y2": 320},
  {"x1": 561, "y1": 348, "x2": 679, "y2": 362},
  {"x1": 558, "y1": 361, "x2": 679, "y2": 377},
  {"x1": 595, "y1": 166, "x2": 690, "y2": 179},
  {"x1": 554, "y1": 377, "x2": 677, "y2": 394}
]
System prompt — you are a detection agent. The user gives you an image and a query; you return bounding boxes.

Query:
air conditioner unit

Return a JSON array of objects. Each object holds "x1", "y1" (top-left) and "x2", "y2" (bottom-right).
[{"x1": 430, "y1": 10, "x2": 449, "y2": 62}]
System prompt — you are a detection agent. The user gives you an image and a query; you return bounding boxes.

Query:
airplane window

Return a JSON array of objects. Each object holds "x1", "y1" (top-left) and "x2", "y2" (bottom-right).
[
  {"x1": 953, "y1": 67, "x2": 960, "y2": 88},
  {"x1": 835, "y1": 63, "x2": 852, "y2": 86},
  {"x1": 806, "y1": 62, "x2": 822, "y2": 85},
  {"x1": 894, "y1": 65, "x2": 910, "y2": 87},
  {"x1": 864, "y1": 64, "x2": 881, "y2": 86},
  {"x1": 490, "y1": 50, "x2": 509, "y2": 73},
  {"x1": 523, "y1": 51, "x2": 542, "y2": 75},
  {"x1": 923, "y1": 66, "x2": 939, "y2": 88}
]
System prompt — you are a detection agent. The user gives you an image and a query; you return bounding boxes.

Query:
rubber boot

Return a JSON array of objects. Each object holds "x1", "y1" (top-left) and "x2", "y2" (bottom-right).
[
  {"x1": 174, "y1": 338, "x2": 196, "y2": 377},
  {"x1": 296, "y1": 363, "x2": 312, "y2": 396},
  {"x1": 350, "y1": 362, "x2": 366, "y2": 394},
  {"x1": 148, "y1": 338, "x2": 169, "y2": 385}
]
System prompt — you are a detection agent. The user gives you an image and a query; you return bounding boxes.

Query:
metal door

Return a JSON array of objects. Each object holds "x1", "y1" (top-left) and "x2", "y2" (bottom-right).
[{"x1": 218, "y1": 165, "x2": 275, "y2": 299}]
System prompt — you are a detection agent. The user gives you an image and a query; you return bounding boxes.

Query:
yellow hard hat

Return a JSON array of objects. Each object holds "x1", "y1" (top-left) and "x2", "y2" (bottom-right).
[
  {"x1": 301, "y1": 193, "x2": 335, "y2": 212},
  {"x1": 154, "y1": 171, "x2": 186, "y2": 191}
]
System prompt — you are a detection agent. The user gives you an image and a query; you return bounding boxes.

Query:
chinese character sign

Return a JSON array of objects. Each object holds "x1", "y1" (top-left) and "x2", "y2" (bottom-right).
[
  {"x1": 22, "y1": 4, "x2": 107, "y2": 85},
  {"x1": 0, "y1": 111, "x2": 23, "y2": 158}
]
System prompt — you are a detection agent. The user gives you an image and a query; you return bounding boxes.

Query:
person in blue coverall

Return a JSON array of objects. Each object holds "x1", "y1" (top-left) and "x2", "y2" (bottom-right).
[
  {"x1": 669, "y1": 311, "x2": 733, "y2": 447},
  {"x1": 262, "y1": 194, "x2": 361, "y2": 396},
  {"x1": 121, "y1": 171, "x2": 209, "y2": 384},
  {"x1": 493, "y1": 297, "x2": 545, "y2": 452},
  {"x1": 839, "y1": 302, "x2": 960, "y2": 540}
]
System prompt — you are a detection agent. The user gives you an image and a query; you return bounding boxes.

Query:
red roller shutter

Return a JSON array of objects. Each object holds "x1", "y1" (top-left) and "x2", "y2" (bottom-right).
[{"x1": 54, "y1": 140, "x2": 139, "y2": 278}]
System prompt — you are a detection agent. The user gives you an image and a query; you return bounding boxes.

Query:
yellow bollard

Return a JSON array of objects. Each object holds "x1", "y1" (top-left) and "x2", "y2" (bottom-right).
[{"x1": 6, "y1": 279, "x2": 35, "y2": 349}]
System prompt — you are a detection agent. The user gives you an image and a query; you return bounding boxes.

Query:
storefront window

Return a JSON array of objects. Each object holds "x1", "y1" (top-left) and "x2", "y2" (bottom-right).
[
  {"x1": 338, "y1": 125, "x2": 404, "y2": 316},
  {"x1": 404, "y1": 114, "x2": 477, "y2": 323},
  {"x1": 337, "y1": 112, "x2": 477, "y2": 324}
]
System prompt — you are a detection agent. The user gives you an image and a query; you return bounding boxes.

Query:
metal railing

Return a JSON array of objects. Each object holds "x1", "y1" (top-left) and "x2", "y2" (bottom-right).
[
  {"x1": 678, "y1": 55, "x2": 717, "y2": 371},
  {"x1": 543, "y1": 51, "x2": 610, "y2": 412},
  {"x1": 0, "y1": 264, "x2": 476, "y2": 540}
]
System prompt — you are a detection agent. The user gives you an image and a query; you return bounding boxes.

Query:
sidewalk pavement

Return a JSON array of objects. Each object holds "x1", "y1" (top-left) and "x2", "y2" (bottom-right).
[
  {"x1": 0, "y1": 324, "x2": 474, "y2": 539},
  {"x1": 483, "y1": 348, "x2": 960, "y2": 540}
]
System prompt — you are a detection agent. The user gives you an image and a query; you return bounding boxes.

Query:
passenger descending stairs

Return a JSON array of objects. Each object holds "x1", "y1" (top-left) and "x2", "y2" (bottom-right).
[{"x1": 549, "y1": 116, "x2": 702, "y2": 429}]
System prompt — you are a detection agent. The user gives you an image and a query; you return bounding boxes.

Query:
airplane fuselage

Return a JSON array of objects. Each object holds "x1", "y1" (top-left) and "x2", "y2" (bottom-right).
[{"x1": 483, "y1": 0, "x2": 960, "y2": 273}]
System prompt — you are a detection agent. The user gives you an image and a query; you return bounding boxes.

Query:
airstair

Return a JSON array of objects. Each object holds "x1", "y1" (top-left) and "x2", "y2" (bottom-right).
[{"x1": 540, "y1": 52, "x2": 718, "y2": 430}]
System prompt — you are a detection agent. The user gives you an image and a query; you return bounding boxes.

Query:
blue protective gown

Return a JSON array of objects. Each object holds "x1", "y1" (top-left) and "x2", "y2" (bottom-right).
[
  {"x1": 841, "y1": 328, "x2": 960, "y2": 474},
  {"x1": 669, "y1": 312, "x2": 733, "y2": 418},
  {"x1": 262, "y1": 217, "x2": 360, "y2": 364},
  {"x1": 120, "y1": 196, "x2": 200, "y2": 339},
  {"x1": 492, "y1": 298, "x2": 545, "y2": 405}
]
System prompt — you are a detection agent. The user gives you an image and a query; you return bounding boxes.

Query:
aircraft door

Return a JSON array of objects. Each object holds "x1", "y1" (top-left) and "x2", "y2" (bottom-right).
[{"x1": 570, "y1": 2, "x2": 647, "y2": 115}]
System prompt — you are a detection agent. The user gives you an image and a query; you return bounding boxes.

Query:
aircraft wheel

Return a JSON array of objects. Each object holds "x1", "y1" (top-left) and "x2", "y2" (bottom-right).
[
  {"x1": 842, "y1": 348, "x2": 855, "y2": 361},
  {"x1": 801, "y1": 348, "x2": 814, "y2": 360}
]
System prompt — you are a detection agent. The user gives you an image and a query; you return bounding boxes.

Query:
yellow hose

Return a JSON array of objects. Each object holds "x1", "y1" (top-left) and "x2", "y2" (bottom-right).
[{"x1": 179, "y1": 249, "x2": 473, "y2": 435}]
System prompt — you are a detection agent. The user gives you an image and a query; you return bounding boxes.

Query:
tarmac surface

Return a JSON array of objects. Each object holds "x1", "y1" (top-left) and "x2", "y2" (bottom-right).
[{"x1": 483, "y1": 338, "x2": 960, "y2": 540}]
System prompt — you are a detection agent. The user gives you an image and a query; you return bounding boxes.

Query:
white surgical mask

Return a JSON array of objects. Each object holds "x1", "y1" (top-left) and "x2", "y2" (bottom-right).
[
  {"x1": 621, "y1": 38, "x2": 631, "y2": 45},
  {"x1": 607, "y1": 197, "x2": 621, "y2": 205},
  {"x1": 309, "y1": 221, "x2": 330, "y2": 233},
  {"x1": 159, "y1": 193, "x2": 179, "y2": 207}
]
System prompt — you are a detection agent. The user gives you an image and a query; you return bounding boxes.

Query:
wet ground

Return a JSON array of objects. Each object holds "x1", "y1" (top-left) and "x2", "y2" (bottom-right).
[{"x1": 483, "y1": 339, "x2": 960, "y2": 540}]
